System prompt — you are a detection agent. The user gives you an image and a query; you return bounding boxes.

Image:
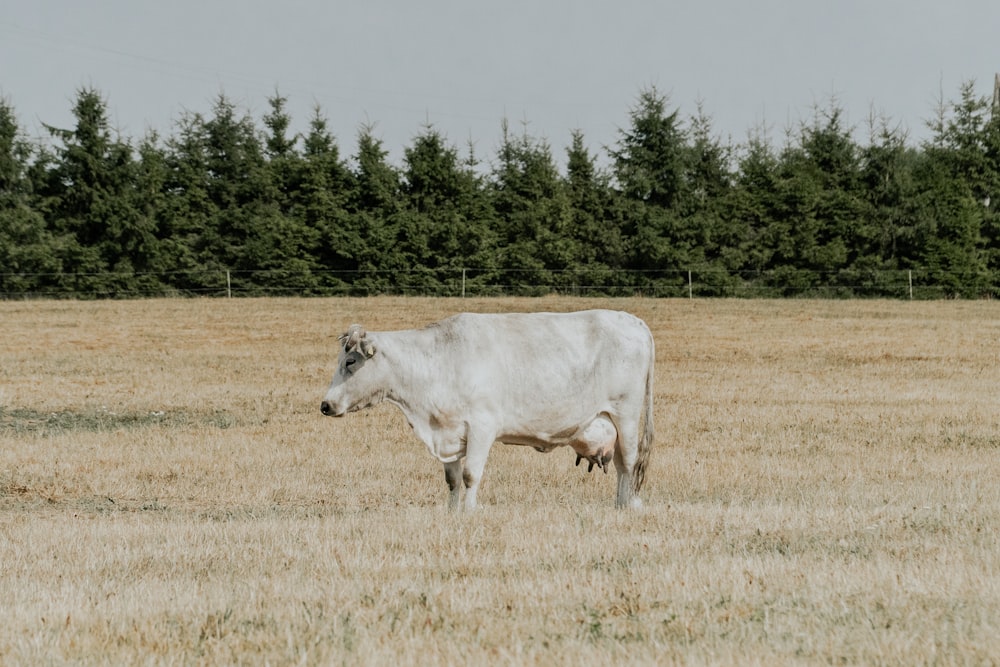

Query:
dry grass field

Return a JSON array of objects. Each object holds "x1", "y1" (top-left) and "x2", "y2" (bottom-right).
[{"x1": 1, "y1": 296, "x2": 998, "y2": 666}]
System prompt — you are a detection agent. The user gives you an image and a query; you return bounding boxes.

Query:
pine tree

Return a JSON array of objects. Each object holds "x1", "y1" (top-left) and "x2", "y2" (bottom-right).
[
  {"x1": 262, "y1": 92, "x2": 297, "y2": 214},
  {"x1": 490, "y1": 119, "x2": 571, "y2": 293},
  {"x1": 163, "y1": 110, "x2": 221, "y2": 291},
  {"x1": 913, "y1": 81, "x2": 992, "y2": 296},
  {"x1": 610, "y1": 86, "x2": 686, "y2": 210},
  {"x1": 0, "y1": 97, "x2": 65, "y2": 295},
  {"x1": 763, "y1": 101, "x2": 866, "y2": 294},
  {"x1": 681, "y1": 103, "x2": 741, "y2": 293},
  {"x1": 731, "y1": 126, "x2": 781, "y2": 280},
  {"x1": 981, "y1": 89, "x2": 1000, "y2": 285},
  {"x1": 251, "y1": 92, "x2": 321, "y2": 293},
  {"x1": 39, "y1": 87, "x2": 156, "y2": 296},
  {"x1": 564, "y1": 129, "x2": 622, "y2": 293},
  {"x1": 132, "y1": 130, "x2": 175, "y2": 293},
  {"x1": 296, "y1": 105, "x2": 354, "y2": 293},
  {"x1": 859, "y1": 114, "x2": 917, "y2": 280},
  {"x1": 399, "y1": 125, "x2": 496, "y2": 294},
  {"x1": 609, "y1": 86, "x2": 690, "y2": 293},
  {"x1": 348, "y1": 124, "x2": 403, "y2": 293}
]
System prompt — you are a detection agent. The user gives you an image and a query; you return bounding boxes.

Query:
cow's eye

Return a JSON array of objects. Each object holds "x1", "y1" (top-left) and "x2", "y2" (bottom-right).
[{"x1": 345, "y1": 358, "x2": 357, "y2": 370}]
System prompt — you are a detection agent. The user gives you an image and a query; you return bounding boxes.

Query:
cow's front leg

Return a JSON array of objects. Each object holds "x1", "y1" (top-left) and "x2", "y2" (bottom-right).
[
  {"x1": 443, "y1": 460, "x2": 463, "y2": 511},
  {"x1": 461, "y1": 431, "x2": 494, "y2": 511}
]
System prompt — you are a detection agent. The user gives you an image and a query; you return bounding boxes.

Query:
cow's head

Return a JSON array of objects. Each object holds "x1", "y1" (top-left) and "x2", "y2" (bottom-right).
[{"x1": 320, "y1": 324, "x2": 380, "y2": 417}]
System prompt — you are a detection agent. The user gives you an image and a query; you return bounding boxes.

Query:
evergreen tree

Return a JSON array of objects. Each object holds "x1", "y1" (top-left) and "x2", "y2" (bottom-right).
[
  {"x1": 981, "y1": 94, "x2": 1000, "y2": 283},
  {"x1": 609, "y1": 86, "x2": 690, "y2": 293},
  {"x1": 610, "y1": 86, "x2": 686, "y2": 209},
  {"x1": 399, "y1": 125, "x2": 496, "y2": 294},
  {"x1": 765, "y1": 102, "x2": 866, "y2": 294},
  {"x1": 263, "y1": 91, "x2": 297, "y2": 159},
  {"x1": 490, "y1": 119, "x2": 572, "y2": 293},
  {"x1": 132, "y1": 130, "x2": 176, "y2": 293},
  {"x1": 162, "y1": 110, "x2": 222, "y2": 291},
  {"x1": 859, "y1": 114, "x2": 918, "y2": 289},
  {"x1": 262, "y1": 92, "x2": 297, "y2": 215},
  {"x1": 8, "y1": 78, "x2": 1000, "y2": 298},
  {"x1": 681, "y1": 103, "x2": 742, "y2": 293},
  {"x1": 935, "y1": 82, "x2": 998, "y2": 202},
  {"x1": 0, "y1": 98, "x2": 66, "y2": 295},
  {"x1": 564, "y1": 129, "x2": 622, "y2": 293},
  {"x1": 913, "y1": 81, "x2": 993, "y2": 295},
  {"x1": 39, "y1": 87, "x2": 156, "y2": 296},
  {"x1": 296, "y1": 105, "x2": 354, "y2": 292},
  {"x1": 200, "y1": 93, "x2": 271, "y2": 283},
  {"x1": 253, "y1": 93, "x2": 321, "y2": 293},
  {"x1": 683, "y1": 102, "x2": 734, "y2": 209},
  {"x1": 347, "y1": 124, "x2": 403, "y2": 293},
  {"x1": 731, "y1": 126, "x2": 781, "y2": 281},
  {"x1": 163, "y1": 94, "x2": 309, "y2": 294},
  {"x1": 910, "y1": 152, "x2": 988, "y2": 296}
]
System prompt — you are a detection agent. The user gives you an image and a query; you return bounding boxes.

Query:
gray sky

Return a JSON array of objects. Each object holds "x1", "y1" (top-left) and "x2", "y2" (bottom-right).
[{"x1": 3, "y1": 1, "x2": 1000, "y2": 167}]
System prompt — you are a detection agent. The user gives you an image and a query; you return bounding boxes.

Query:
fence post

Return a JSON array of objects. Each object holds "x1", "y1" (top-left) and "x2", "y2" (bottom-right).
[
  {"x1": 688, "y1": 270, "x2": 693, "y2": 299},
  {"x1": 462, "y1": 268, "x2": 466, "y2": 298},
  {"x1": 227, "y1": 270, "x2": 232, "y2": 299},
  {"x1": 908, "y1": 270, "x2": 912, "y2": 300}
]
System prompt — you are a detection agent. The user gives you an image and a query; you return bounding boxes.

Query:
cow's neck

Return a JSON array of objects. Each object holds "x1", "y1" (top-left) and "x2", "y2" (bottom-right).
[{"x1": 378, "y1": 328, "x2": 439, "y2": 420}]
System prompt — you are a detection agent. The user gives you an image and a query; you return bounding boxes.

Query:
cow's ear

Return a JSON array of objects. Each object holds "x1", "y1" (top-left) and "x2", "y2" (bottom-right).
[{"x1": 359, "y1": 338, "x2": 376, "y2": 358}]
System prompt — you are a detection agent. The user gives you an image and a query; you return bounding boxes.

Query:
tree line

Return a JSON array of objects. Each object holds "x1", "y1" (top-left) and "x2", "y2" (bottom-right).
[{"x1": 2, "y1": 82, "x2": 1000, "y2": 298}]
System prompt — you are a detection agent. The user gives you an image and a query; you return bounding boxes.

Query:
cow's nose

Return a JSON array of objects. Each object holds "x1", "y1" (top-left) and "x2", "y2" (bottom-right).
[{"x1": 320, "y1": 401, "x2": 332, "y2": 416}]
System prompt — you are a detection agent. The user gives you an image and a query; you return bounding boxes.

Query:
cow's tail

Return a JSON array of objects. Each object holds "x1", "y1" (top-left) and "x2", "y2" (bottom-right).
[{"x1": 632, "y1": 339, "x2": 654, "y2": 497}]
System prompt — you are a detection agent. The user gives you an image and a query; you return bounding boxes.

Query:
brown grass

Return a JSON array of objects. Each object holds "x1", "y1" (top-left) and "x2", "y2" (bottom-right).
[{"x1": 1, "y1": 296, "x2": 998, "y2": 665}]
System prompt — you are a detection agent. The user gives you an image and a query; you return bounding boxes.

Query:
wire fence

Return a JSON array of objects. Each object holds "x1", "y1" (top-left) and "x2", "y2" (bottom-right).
[{"x1": 0, "y1": 267, "x2": 996, "y2": 299}]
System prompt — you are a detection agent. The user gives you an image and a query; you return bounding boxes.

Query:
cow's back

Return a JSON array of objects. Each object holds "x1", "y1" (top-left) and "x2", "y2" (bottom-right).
[{"x1": 426, "y1": 310, "x2": 652, "y2": 430}]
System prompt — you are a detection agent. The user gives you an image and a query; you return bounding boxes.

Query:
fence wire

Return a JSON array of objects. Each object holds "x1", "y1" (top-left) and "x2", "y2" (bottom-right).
[{"x1": 0, "y1": 267, "x2": 995, "y2": 299}]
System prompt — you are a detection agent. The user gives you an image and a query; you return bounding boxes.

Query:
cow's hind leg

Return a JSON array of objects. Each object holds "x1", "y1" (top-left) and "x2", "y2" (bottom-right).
[
  {"x1": 612, "y1": 419, "x2": 643, "y2": 509},
  {"x1": 444, "y1": 460, "x2": 463, "y2": 511}
]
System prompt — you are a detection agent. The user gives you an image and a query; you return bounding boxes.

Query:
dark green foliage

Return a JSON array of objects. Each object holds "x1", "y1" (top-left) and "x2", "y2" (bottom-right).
[
  {"x1": 912, "y1": 82, "x2": 997, "y2": 296},
  {"x1": 345, "y1": 126, "x2": 404, "y2": 293},
  {"x1": 611, "y1": 87, "x2": 686, "y2": 210},
  {"x1": 296, "y1": 106, "x2": 355, "y2": 292},
  {"x1": 608, "y1": 87, "x2": 717, "y2": 295},
  {"x1": 2, "y1": 80, "x2": 1000, "y2": 298},
  {"x1": 490, "y1": 119, "x2": 572, "y2": 294},
  {"x1": 564, "y1": 130, "x2": 625, "y2": 294},
  {"x1": 762, "y1": 103, "x2": 869, "y2": 293},
  {"x1": 859, "y1": 117, "x2": 916, "y2": 269},
  {"x1": 0, "y1": 98, "x2": 68, "y2": 295},
  {"x1": 33, "y1": 87, "x2": 160, "y2": 296},
  {"x1": 399, "y1": 125, "x2": 497, "y2": 294},
  {"x1": 679, "y1": 104, "x2": 742, "y2": 294}
]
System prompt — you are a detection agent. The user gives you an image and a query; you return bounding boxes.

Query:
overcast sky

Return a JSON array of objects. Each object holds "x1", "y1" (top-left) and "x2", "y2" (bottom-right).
[{"x1": 3, "y1": 1, "x2": 1000, "y2": 167}]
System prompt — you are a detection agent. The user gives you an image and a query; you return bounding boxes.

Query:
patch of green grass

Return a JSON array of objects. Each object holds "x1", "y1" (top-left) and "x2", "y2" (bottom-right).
[{"x1": 0, "y1": 407, "x2": 237, "y2": 434}]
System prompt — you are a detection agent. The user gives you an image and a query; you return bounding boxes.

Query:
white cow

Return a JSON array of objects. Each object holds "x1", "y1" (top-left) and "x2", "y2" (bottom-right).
[{"x1": 320, "y1": 310, "x2": 654, "y2": 510}]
